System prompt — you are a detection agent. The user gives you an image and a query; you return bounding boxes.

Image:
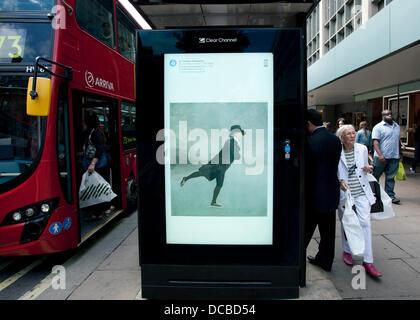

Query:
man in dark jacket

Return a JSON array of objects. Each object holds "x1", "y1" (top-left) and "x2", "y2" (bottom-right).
[{"x1": 305, "y1": 110, "x2": 342, "y2": 271}]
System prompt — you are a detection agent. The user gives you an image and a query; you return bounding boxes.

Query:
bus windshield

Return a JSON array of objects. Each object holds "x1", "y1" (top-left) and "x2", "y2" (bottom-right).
[
  {"x1": 0, "y1": 76, "x2": 46, "y2": 185},
  {"x1": 0, "y1": 22, "x2": 52, "y2": 64},
  {"x1": 0, "y1": 0, "x2": 55, "y2": 11}
]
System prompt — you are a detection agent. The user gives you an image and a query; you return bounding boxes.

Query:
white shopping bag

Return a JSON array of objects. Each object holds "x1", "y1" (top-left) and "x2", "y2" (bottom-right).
[
  {"x1": 367, "y1": 174, "x2": 395, "y2": 220},
  {"x1": 338, "y1": 191, "x2": 365, "y2": 256},
  {"x1": 79, "y1": 171, "x2": 117, "y2": 208}
]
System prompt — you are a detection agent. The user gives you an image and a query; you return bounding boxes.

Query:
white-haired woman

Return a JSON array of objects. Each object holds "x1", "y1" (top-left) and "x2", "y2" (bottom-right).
[{"x1": 337, "y1": 124, "x2": 382, "y2": 278}]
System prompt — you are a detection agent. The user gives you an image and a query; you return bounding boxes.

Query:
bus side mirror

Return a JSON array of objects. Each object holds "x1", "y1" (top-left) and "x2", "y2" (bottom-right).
[{"x1": 26, "y1": 77, "x2": 51, "y2": 116}]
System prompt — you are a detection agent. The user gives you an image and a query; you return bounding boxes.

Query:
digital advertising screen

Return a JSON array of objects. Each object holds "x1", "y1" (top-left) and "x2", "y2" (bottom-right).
[{"x1": 163, "y1": 53, "x2": 274, "y2": 245}]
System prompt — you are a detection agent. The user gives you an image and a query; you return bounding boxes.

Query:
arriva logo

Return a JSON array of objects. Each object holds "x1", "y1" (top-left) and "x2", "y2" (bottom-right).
[
  {"x1": 85, "y1": 70, "x2": 95, "y2": 88},
  {"x1": 85, "y1": 70, "x2": 115, "y2": 91}
]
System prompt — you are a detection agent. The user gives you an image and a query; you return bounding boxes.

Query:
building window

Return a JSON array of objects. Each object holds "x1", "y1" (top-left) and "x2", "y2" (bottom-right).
[
  {"x1": 306, "y1": 3, "x2": 320, "y2": 66},
  {"x1": 121, "y1": 101, "x2": 136, "y2": 151},
  {"x1": 372, "y1": 0, "x2": 393, "y2": 17},
  {"x1": 57, "y1": 84, "x2": 72, "y2": 204}
]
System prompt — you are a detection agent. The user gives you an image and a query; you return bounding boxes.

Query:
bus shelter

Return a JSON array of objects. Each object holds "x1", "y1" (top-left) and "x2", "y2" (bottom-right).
[{"x1": 136, "y1": 1, "x2": 316, "y2": 300}]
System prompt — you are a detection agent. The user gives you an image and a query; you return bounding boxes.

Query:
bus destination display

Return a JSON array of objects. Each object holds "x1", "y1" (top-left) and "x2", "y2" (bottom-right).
[{"x1": 0, "y1": 29, "x2": 27, "y2": 60}]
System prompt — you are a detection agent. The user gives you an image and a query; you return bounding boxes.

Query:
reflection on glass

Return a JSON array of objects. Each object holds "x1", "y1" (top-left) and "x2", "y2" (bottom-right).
[
  {"x1": 121, "y1": 101, "x2": 136, "y2": 150},
  {"x1": 0, "y1": 76, "x2": 46, "y2": 185},
  {"x1": 0, "y1": 22, "x2": 52, "y2": 63},
  {"x1": 0, "y1": 0, "x2": 54, "y2": 11},
  {"x1": 75, "y1": 0, "x2": 116, "y2": 49},
  {"x1": 389, "y1": 97, "x2": 408, "y2": 144},
  {"x1": 117, "y1": 5, "x2": 136, "y2": 62}
]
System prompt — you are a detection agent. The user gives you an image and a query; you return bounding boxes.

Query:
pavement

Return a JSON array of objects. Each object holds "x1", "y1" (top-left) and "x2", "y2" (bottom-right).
[{"x1": 28, "y1": 162, "x2": 420, "y2": 300}]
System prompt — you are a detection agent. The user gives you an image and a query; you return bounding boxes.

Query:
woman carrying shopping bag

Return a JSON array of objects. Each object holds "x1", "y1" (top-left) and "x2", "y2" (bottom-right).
[
  {"x1": 81, "y1": 113, "x2": 114, "y2": 221},
  {"x1": 337, "y1": 125, "x2": 382, "y2": 278}
]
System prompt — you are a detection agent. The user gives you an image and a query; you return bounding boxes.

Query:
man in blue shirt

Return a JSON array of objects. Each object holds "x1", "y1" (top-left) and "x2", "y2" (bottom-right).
[{"x1": 372, "y1": 109, "x2": 402, "y2": 204}]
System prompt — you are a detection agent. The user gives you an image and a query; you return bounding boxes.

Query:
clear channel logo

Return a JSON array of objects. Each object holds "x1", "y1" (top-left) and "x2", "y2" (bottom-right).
[
  {"x1": 169, "y1": 59, "x2": 177, "y2": 67},
  {"x1": 198, "y1": 38, "x2": 238, "y2": 43}
]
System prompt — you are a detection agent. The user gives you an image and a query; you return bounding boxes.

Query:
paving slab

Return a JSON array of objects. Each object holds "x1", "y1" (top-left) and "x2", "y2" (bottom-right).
[
  {"x1": 121, "y1": 229, "x2": 138, "y2": 247},
  {"x1": 299, "y1": 279, "x2": 341, "y2": 300},
  {"x1": 31, "y1": 212, "x2": 138, "y2": 300},
  {"x1": 302, "y1": 239, "x2": 342, "y2": 299},
  {"x1": 68, "y1": 270, "x2": 141, "y2": 300},
  {"x1": 328, "y1": 259, "x2": 420, "y2": 299},
  {"x1": 334, "y1": 234, "x2": 411, "y2": 262},
  {"x1": 384, "y1": 234, "x2": 420, "y2": 258},
  {"x1": 370, "y1": 217, "x2": 420, "y2": 235},
  {"x1": 97, "y1": 243, "x2": 140, "y2": 272},
  {"x1": 403, "y1": 258, "x2": 420, "y2": 273}
]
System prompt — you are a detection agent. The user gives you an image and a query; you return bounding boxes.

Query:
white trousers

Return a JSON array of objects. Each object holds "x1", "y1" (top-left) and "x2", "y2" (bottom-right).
[{"x1": 341, "y1": 194, "x2": 374, "y2": 263}]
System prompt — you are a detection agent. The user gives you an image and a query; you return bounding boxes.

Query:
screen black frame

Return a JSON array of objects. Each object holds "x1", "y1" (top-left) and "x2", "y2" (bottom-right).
[{"x1": 136, "y1": 28, "x2": 306, "y2": 267}]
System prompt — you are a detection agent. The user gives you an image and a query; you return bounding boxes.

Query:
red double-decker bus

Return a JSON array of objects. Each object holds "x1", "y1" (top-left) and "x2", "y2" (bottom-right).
[{"x1": 0, "y1": 0, "x2": 150, "y2": 256}]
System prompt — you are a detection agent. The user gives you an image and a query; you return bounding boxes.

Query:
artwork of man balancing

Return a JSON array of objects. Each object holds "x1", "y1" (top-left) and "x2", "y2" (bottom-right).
[{"x1": 180, "y1": 125, "x2": 245, "y2": 207}]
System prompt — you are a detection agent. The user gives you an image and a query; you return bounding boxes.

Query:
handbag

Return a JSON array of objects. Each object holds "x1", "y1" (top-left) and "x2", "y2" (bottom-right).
[
  {"x1": 369, "y1": 178, "x2": 384, "y2": 213},
  {"x1": 395, "y1": 162, "x2": 406, "y2": 180},
  {"x1": 338, "y1": 190, "x2": 365, "y2": 256},
  {"x1": 83, "y1": 129, "x2": 97, "y2": 159},
  {"x1": 367, "y1": 174, "x2": 395, "y2": 220}
]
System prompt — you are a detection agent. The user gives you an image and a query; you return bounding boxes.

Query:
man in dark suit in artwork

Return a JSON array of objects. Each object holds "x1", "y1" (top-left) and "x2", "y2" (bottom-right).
[
  {"x1": 180, "y1": 125, "x2": 243, "y2": 207},
  {"x1": 305, "y1": 109, "x2": 342, "y2": 271}
]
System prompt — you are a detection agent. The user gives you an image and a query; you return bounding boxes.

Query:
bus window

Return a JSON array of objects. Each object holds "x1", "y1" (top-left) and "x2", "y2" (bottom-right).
[
  {"x1": 0, "y1": 22, "x2": 52, "y2": 64},
  {"x1": 75, "y1": 0, "x2": 116, "y2": 49},
  {"x1": 0, "y1": 0, "x2": 54, "y2": 11},
  {"x1": 57, "y1": 84, "x2": 72, "y2": 204},
  {"x1": 0, "y1": 75, "x2": 46, "y2": 186},
  {"x1": 116, "y1": 4, "x2": 136, "y2": 62},
  {"x1": 121, "y1": 101, "x2": 136, "y2": 151}
]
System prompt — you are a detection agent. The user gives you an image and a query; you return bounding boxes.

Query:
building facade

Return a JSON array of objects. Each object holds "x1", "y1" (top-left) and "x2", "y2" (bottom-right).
[{"x1": 307, "y1": 0, "x2": 420, "y2": 150}]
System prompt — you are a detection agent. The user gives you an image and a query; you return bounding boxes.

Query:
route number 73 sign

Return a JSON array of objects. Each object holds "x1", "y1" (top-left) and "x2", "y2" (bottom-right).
[{"x1": 0, "y1": 29, "x2": 27, "y2": 59}]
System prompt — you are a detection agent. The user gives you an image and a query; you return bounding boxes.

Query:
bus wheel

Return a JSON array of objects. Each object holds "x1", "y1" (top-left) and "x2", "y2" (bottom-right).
[{"x1": 126, "y1": 175, "x2": 137, "y2": 211}]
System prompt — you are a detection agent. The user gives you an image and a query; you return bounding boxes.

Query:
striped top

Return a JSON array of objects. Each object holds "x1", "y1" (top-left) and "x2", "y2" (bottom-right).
[{"x1": 344, "y1": 149, "x2": 365, "y2": 198}]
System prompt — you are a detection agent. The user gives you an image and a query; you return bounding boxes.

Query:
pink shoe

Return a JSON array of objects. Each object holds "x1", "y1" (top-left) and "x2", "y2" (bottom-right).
[
  {"x1": 363, "y1": 263, "x2": 383, "y2": 278},
  {"x1": 343, "y1": 251, "x2": 353, "y2": 266}
]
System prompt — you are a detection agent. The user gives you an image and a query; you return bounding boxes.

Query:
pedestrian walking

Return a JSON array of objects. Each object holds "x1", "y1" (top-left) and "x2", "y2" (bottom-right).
[
  {"x1": 356, "y1": 121, "x2": 372, "y2": 153},
  {"x1": 337, "y1": 125, "x2": 382, "y2": 278},
  {"x1": 304, "y1": 109, "x2": 342, "y2": 272},
  {"x1": 372, "y1": 109, "x2": 402, "y2": 204},
  {"x1": 336, "y1": 117, "x2": 347, "y2": 132}
]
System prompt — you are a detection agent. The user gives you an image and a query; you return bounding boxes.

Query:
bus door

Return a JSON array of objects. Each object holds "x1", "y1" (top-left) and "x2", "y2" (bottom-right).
[{"x1": 72, "y1": 91, "x2": 122, "y2": 240}]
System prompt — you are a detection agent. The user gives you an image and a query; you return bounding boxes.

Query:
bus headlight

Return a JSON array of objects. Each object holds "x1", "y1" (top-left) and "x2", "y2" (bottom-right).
[
  {"x1": 12, "y1": 212, "x2": 22, "y2": 222},
  {"x1": 25, "y1": 208, "x2": 36, "y2": 217},
  {"x1": 1, "y1": 198, "x2": 59, "y2": 227},
  {"x1": 41, "y1": 203, "x2": 50, "y2": 213}
]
